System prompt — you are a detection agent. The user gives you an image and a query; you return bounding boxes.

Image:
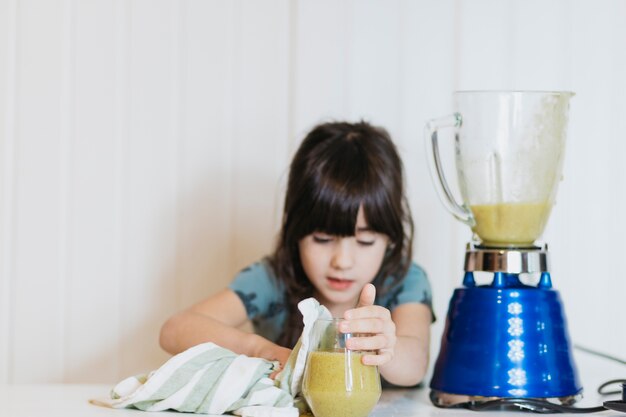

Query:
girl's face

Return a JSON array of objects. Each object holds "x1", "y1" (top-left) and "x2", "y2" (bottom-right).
[{"x1": 298, "y1": 206, "x2": 390, "y2": 314}]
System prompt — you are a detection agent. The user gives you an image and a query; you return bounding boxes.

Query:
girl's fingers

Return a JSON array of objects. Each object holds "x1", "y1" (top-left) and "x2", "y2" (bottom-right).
[
  {"x1": 355, "y1": 283, "x2": 376, "y2": 308},
  {"x1": 361, "y1": 351, "x2": 393, "y2": 366},
  {"x1": 340, "y1": 317, "x2": 389, "y2": 334},
  {"x1": 344, "y1": 304, "x2": 390, "y2": 320},
  {"x1": 342, "y1": 296, "x2": 395, "y2": 367},
  {"x1": 345, "y1": 334, "x2": 391, "y2": 352}
]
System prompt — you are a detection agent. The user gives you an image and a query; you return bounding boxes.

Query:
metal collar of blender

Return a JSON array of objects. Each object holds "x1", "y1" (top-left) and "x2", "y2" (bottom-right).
[{"x1": 464, "y1": 242, "x2": 549, "y2": 274}]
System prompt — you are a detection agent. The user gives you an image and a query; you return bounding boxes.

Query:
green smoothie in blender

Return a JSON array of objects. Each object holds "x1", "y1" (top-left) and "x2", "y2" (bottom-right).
[{"x1": 470, "y1": 201, "x2": 553, "y2": 246}]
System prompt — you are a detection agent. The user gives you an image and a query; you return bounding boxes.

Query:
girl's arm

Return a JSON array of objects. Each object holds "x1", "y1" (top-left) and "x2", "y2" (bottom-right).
[
  {"x1": 159, "y1": 288, "x2": 292, "y2": 366},
  {"x1": 379, "y1": 303, "x2": 431, "y2": 385},
  {"x1": 341, "y1": 284, "x2": 432, "y2": 386}
]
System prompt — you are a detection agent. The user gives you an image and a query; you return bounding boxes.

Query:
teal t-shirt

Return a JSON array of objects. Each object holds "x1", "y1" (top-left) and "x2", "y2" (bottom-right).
[{"x1": 228, "y1": 259, "x2": 434, "y2": 343}]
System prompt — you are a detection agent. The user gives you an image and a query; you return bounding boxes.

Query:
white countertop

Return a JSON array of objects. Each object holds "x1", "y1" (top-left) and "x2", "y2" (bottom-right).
[{"x1": 0, "y1": 349, "x2": 621, "y2": 417}]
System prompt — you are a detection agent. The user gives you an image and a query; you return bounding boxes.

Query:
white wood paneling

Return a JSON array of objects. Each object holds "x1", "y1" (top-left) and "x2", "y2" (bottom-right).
[
  {"x1": 455, "y1": 0, "x2": 516, "y2": 89},
  {"x1": 228, "y1": 0, "x2": 290, "y2": 273},
  {"x1": 176, "y1": 0, "x2": 238, "y2": 314},
  {"x1": 396, "y1": 0, "x2": 464, "y2": 356},
  {"x1": 0, "y1": 0, "x2": 624, "y2": 384},
  {"x1": 608, "y1": 0, "x2": 626, "y2": 358},
  {"x1": 111, "y1": 0, "x2": 131, "y2": 384},
  {"x1": 347, "y1": 0, "x2": 403, "y2": 129},
  {"x1": 546, "y1": 0, "x2": 626, "y2": 362},
  {"x1": 0, "y1": 0, "x2": 17, "y2": 386},
  {"x1": 65, "y1": 0, "x2": 120, "y2": 383},
  {"x1": 12, "y1": 0, "x2": 67, "y2": 383},
  {"x1": 118, "y1": 0, "x2": 180, "y2": 377},
  {"x1": 509, "y1": 0, "x2": 572, "y2": 91},
  {"x1": 293, "y1": 0, "x2": 353, "y2": 134}
]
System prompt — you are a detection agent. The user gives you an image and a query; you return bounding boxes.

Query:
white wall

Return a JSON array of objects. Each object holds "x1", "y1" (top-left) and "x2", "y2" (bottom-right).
[{"x1": 0, "y1": 0, "x2": 624, "y2": 384}]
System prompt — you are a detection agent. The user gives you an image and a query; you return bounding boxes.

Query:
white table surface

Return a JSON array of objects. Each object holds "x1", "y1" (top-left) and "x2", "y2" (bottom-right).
[{"x1": 0, "y1": 349, "x2": 622, "y2": 417}]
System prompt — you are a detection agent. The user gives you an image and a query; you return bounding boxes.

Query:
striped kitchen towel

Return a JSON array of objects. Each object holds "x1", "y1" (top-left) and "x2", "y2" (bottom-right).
[
  {"x1": 102, "y1": 342, "x2": 295, "y2": 416},
  {"x1": 93, "y1": 297, "x2": 331, "y2": 416}
]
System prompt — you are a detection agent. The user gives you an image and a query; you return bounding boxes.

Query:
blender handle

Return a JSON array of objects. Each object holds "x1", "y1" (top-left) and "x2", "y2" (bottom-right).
[{"x1": 424, "y1": 113, "x2": 475, "y2": 226}]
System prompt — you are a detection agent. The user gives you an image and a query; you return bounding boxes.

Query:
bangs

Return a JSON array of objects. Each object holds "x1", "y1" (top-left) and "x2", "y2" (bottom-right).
[
  {"x1": 297, "y1": 185, "x2": 363, "y2": 237},
  {"x1": 282, "y1": 121, "x2": 407, "y2": 246},
  {"x1": 290, "y1": 156, "x2": 402, "y2": 241}
]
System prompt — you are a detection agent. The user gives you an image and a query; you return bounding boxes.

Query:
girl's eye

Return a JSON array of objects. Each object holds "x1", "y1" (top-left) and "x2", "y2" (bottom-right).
[
  {"x1": 313, "y1": 235, "x2": 333, "y2": 243},
  {"x1": 356, "y1": 231, "x2": 377, "y2": 246}
]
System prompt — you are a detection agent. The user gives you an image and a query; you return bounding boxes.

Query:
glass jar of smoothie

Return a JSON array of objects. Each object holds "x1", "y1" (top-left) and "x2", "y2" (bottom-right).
[
  {"x1": 425, "y1": 91, "x2": 574, "y2": 247},
  {"x1": 302, "y1": 318, "x2": 381, "y2": 417}
]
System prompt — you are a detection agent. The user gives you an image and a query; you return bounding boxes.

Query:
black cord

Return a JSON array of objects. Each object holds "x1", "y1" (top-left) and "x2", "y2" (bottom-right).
[
  {"x1": 597, "y1": 379, "x2": 626, "y2": 396},
  {"x1": 574, "y1": 344, "x2": 626, "y2": 366},
  {"x1": 430, "y1": 390, "x2": 607, "y2": 413},
  {"x1": 434, "y1": 398, "x2": 607, "y2": 413},
  {"x1": 574, "y1": 344, "x2": 626, "y2": 396}
]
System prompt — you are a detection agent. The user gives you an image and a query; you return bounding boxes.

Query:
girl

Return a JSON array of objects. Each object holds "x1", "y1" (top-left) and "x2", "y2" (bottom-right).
[{"x1": 160, "y1": 121, "x2": 434, "y2": 386}]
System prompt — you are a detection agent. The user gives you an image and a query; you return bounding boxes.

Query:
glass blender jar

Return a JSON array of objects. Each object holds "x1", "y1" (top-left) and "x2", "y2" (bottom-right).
[
  {"x1": 426, "y1": 91, "x2": 572, "y2": 247},
  {"x1": 424, "y1": 91, "x2": 581, "y2": 406}
]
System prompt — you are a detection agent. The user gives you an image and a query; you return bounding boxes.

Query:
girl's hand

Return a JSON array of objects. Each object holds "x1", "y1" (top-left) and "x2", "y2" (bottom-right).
[
  {"x1": 340, "y1": 283, "x2": 396, "y2": 366},
  {"x1": 270, "y1": 346, "x2": 292, "y2": 379},
  {"x1": 251, "y1": 335, "x2": 292, "y2": 379}
]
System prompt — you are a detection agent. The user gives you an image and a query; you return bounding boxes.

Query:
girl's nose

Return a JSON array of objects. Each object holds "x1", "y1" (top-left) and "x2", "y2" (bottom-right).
[{"x1": 331, "y1": 238, "x2": 355, "y2": 270}]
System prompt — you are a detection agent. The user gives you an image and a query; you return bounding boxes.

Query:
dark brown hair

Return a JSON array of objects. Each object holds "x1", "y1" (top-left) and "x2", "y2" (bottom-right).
[{"x1": 268, "y1": 121, "x2": 414, "y2": 347}]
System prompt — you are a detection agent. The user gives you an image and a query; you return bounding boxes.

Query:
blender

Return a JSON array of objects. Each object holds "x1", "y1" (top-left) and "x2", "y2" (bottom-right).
[{"x1": 425, "y1": 91, "x2": 581, "y2": 406}]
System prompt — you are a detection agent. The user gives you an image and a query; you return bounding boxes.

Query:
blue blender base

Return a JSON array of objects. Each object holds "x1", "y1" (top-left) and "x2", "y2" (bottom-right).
[{"x1": 430, "y1": 275, "x2": 582, "y2": 400}]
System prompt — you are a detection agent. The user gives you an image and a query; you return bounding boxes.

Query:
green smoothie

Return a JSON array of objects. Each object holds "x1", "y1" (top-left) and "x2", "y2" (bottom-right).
[
  {"x1": 470, "y1": 202, "x2": 552, "y2": 246},
  {"x1": 302, "y1": 350, "x2": 381, "y2": 417}
]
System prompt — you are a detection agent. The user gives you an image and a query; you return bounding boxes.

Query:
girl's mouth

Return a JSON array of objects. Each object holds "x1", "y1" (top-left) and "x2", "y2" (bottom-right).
[{"x1": 327, "y1": 277, "x2": 354, "y2": 290}]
